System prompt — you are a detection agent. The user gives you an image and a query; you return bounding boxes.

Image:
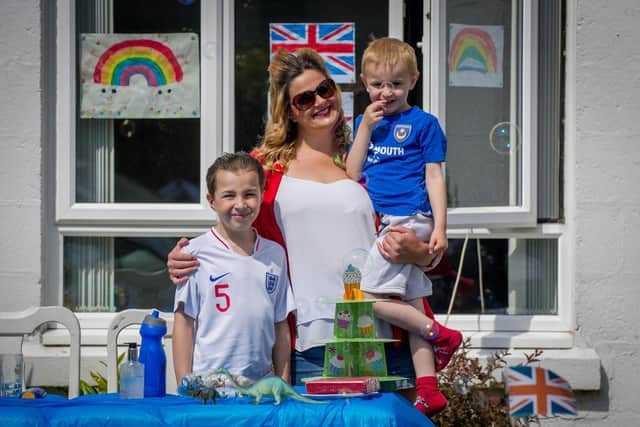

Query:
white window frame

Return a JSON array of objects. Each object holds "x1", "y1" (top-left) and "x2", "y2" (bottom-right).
[
  {"x1": 44, "y1": 0, "x2": 597, "y2": 388},
  {"x1": 51, "y1": 0, "x2": 226, "y2": 327},
  {"x1": 52, "y1": 0, "x2": 571, "y2": 349},
  {"x1": 425, "y1": 0, "x2": 538, "y2": 228},
  {"x1": 443, "y1": 225, "x2": 574, "y2": 348},
  {"x1": 55, "y1": 0, "x2": 224, "y2": 226},
  {"x1": 420, "y1": 0, "x2": 573, "y2": 349}
]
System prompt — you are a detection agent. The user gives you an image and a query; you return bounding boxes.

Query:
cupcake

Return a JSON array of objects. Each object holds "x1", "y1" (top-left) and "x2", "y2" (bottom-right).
[
  {"x1": 329, "y1": 355, "x2": 345, "y2": 376},
  {"x1": 337, "y1": 310, "x2": 352, "y2": 329},
  {"x1": 342, "y1": 264, "x2": 362, "y2": 300},
  {"x1": 357, "y1": 314, "x2": 374, "y2": 336},
  {"x1": 365, "y1": 349, "x2": 384, "y2": 373}
]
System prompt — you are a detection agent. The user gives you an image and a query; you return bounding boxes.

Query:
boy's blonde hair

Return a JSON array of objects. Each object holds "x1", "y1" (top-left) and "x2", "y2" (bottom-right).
[{"x1": 361, "y1": 37, "x2": 419, "y2": 77}]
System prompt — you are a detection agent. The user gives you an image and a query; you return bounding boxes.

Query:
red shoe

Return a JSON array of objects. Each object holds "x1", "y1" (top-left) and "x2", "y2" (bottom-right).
[{"x1": 427, "y1": 322, "x2": 463, "y2": 372}]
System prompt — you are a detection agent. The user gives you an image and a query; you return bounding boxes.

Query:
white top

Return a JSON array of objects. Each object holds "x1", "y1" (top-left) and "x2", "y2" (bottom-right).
[
  {"x1": 174, "y1": 228, "x2": 294, "y2": 380},
  {"x1": 275, "y1": 176, "x2": 391, "y2": 351}
]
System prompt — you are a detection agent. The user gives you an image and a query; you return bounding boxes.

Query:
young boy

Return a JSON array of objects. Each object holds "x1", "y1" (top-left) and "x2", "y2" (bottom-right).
[
  {"x1": 172, "y1": 152, "x2": 293, "y2": 385},
  {"x1": 346, "y1": 37, "x2": 462, "y2": 417}
]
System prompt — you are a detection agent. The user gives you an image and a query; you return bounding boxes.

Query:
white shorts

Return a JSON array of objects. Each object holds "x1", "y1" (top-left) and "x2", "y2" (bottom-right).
[{"x1": 360, "y1": 213, "x2": 434, "y2": 300}]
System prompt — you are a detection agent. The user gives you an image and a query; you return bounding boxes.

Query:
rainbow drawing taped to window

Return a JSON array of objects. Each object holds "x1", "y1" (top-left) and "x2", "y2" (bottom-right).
[
  {"x1": 80, "y1": 33, "x2": 200, "y2": 119},
  {"x1": 448, "y1": 24, "x2": 504, "y2": 88}
]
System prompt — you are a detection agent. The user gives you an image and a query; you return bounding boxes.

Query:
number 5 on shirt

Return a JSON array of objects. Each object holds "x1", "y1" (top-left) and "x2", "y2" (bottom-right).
[{"x1": 214, "y1": 283, "x2": 230, "y2": 312}]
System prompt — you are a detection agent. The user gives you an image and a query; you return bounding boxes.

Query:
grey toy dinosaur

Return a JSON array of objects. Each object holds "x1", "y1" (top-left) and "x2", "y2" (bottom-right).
[{"x1": 220, "y1": 369, "x2": 327, "y2": 405}]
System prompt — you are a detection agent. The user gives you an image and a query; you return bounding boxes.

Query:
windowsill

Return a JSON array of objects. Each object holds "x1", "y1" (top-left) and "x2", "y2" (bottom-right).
[
  {"x1": 36, "y1": 329, "x2": 601, "y2": 391},
  {"x1": 43, "y1": 328, "x2": 571, "y2": 348},
  {"x1": 464, "y1": 331, "x2": 574, "y2": 349},
  {"x1": 466, "y1": 347, "x2": 601, "y2": 391}
]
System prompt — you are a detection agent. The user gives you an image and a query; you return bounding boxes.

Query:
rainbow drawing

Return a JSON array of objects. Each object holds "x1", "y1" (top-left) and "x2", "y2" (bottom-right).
[
  {"x1": 93, "y1": 39, "x2": 184, "y2": 87},
  {"x1": 449, "y1": 27, "x2": 497, "y2": 74},
  {"x1": 80, "y1": 33, "x2": 199, "y2": 119}
]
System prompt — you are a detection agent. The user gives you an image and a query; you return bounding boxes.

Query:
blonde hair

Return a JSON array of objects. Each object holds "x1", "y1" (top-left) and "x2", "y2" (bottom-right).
[
  {"x1": 255, "y1": 48, "x2": 351, "y2": 171},
  {"x1": 361, "y1": 37, "x2": 419, "y2": 77}
]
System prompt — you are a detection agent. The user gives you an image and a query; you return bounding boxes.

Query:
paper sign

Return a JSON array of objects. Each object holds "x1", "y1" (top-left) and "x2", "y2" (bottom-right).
[{"x1": 80, "y1": 33, "x2": 200, "y2": 118}]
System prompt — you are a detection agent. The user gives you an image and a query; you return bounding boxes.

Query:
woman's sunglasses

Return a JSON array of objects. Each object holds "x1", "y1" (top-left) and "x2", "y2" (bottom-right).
[{"x1": 291, "y1": 79, "x2": 337, "y2": 111}]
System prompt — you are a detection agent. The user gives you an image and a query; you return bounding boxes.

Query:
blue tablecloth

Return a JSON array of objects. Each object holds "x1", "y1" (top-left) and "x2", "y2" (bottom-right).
[{"x1": 0, "y1": 390, "x2": 434, "y2": 427}]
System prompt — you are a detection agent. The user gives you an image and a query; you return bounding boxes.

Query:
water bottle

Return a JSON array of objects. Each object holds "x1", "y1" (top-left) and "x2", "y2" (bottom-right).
[
  {"x1": 119, "y1": 343, "x2": 144, "y2": 399},
  {"x1": 138, "y1": 310, "x2": 167, "y2": 397}
]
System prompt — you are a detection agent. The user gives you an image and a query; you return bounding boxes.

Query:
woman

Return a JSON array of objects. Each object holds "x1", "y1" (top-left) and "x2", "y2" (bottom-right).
[{"x1": 167, "y1": 48, "x2": 444, "y2": 411}]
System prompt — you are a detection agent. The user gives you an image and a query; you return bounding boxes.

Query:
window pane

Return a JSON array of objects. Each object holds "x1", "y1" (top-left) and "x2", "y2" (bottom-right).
[
  {"x1": 234, "y1": 0, "x2": 388, "y2": 152},
  {"x1": 444, "y1": 0, "x2": 523, "y2": 208},
  {"x1": 428, "y1": 238, "x2": 557, "y2": 315},
  {"x1": 75, "y1": 0, "x2": 201, "y2": 203},
  {"x1": 64, "y1": 236, "x2": 177, "y2": 312}
]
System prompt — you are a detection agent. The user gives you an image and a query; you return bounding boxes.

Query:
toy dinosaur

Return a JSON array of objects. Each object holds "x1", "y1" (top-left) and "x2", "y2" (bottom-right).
[
  {"x1": 178, "y1": 368, "x2": 253, "y2": 404},
  {"x1": 221, "y1": 370, "x2": 327, "y2": 405},
  {"x1": 178, "y1": 371, "x2": 222, "y2": 404}
]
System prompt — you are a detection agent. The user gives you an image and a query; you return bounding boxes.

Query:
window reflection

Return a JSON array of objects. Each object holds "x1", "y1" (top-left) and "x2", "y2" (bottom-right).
[
  {"x1": 428, "y1": 238, "x2": 557, "y2": 315},
  {"x1": 64, "y1": 237, "x2": 177, "y2": 313},
  {"x1": 114, "y1": 119, "x2": 200, "y2": 203},
  {"x1": 444, "y1": 0, "x2": 523, "y2": 208},
  {"x1": 234, "y1": 0, "x2": 388, "y2": 152},
  {"x1": 75, "y1": 0, "x2": 201, "y2": 204}
]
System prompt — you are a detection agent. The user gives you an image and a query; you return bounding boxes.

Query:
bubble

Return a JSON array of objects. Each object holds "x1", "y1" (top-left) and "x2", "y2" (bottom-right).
[
  {"x1": 119, "y1": 119, "x2": 136, "y2": 139},
  {"x1": 489, "y1": 122, "x2": 520, "y2": 154},
  {"x1": 341, "y1": 248, "x2": 373, "y2": 277}
]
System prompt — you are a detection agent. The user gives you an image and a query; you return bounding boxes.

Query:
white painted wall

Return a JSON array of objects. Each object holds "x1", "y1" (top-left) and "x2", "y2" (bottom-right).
[
  {"x1": 0, "y1": 0, "x2": 639, "y2": 423},
  {"x1": 0, "y1": 0, "x2": 43, "y2": 311},
  {"x1": 542, "y1": 0, "x2": 640, "y2": 425}
]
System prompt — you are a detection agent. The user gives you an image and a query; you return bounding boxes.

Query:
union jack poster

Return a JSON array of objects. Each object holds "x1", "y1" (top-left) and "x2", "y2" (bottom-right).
[
  {"x1": 505, "y1": 366, "x2": 577, "y2": 417},
  {"x1": 270, "y1": 23, "x2": 355, "y2": 83}
]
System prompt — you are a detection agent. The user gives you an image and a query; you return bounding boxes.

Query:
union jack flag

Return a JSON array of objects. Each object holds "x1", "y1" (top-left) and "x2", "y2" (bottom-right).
[
  {"x1": 269, "y1": 23, "x2": 355, "y2": 83},
  {"x1": 342, "y1": 91, "x2": 354, "y2": 131},
  {"x1": 505, "y1": 366, "x2": 577, "y2": 417}
]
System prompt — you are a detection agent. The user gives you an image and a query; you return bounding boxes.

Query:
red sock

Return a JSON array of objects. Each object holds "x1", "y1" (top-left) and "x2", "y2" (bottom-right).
[
  {"x1": 423, "y1": 321, "x2": 463, "y2": 372},
  {"x1": 414, "y1": 376, "x2": 448, "y2": 417},
  {"x1": 419, "y1": 298, "x2": 463, "y2": 370}
]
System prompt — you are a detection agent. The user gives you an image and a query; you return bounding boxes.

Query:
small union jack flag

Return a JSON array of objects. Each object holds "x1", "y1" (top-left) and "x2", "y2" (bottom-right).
[
  {"x1": 269, "y1": 23, "x2": 355, "y2": 83},
  {"x1": 505, "y1": 366, "x2": 577, "y2": 417}
]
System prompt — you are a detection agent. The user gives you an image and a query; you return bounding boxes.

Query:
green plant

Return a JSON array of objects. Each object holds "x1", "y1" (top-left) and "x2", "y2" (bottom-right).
[
  {"x1": 432, "y1": 338, "x2": 543, "y2": 427},
  {"x1": 79, "y1": 352, "x2": 125, "y2": 395}
]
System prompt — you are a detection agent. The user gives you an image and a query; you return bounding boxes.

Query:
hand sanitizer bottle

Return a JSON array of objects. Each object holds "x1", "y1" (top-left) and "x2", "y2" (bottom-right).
[{"x1": 120, "y1": 343, "x2": 144, "y2": 399}]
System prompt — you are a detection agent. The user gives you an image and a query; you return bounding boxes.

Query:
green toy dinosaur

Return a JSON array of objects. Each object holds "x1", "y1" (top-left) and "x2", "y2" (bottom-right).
[{"x1": 220, "y1": 370, "x2": 327, "y2": 405}]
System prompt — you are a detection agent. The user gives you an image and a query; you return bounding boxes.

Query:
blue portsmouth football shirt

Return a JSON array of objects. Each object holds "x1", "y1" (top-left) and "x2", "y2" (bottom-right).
[{"x1": 354, "y1": 106, "x2": 447, "y2": 216}]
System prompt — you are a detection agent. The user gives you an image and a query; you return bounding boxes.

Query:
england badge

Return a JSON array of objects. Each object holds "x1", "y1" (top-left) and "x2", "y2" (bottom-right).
[{"x1": 265, "y1": 272, "x2": 279, "y2": 294}]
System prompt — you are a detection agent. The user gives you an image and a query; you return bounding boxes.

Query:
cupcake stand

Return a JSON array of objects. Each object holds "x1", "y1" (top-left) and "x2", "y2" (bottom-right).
[{"x1": 302, "y1": 265, "x2": 409, "y2": 395}]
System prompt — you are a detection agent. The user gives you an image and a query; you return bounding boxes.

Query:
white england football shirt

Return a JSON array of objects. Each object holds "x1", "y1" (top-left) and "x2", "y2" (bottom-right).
[{"x1": 174, "y1": 228, "x2": 294, "y2": 380}]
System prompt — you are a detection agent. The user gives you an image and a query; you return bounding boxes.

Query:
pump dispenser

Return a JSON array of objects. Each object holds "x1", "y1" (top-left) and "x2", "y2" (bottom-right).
[
  {"x1": 119, "y1": 343, "x2": 144, "y2": 399},
  {"x1": 139, "y1": 310, "x2": 167, "y2": 397}
]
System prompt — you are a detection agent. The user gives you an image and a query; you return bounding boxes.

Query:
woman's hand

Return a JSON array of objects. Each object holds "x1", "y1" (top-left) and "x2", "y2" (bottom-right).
[
  {"x1": 166, "y1": 238, "x2": 199, "y2": 285},
  {"x1": 377, "y1": 225, "x2": 430, "y2": 265}
]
